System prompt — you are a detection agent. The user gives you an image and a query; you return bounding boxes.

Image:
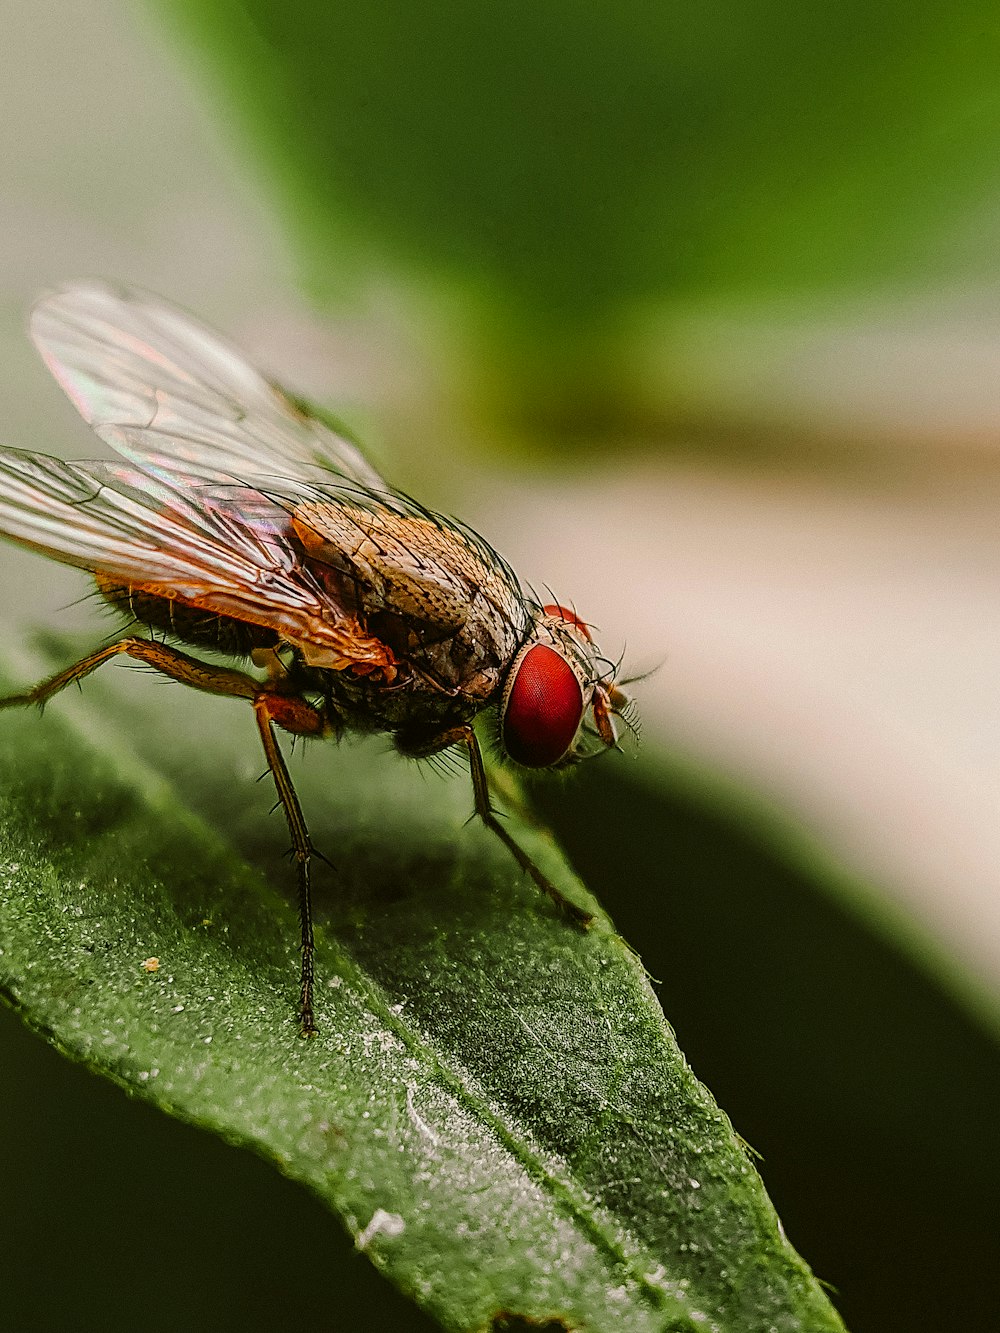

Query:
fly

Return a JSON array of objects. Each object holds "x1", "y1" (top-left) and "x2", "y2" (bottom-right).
[{"x1": 0, "y1": 283, "x2": 635, "y2": 1034}]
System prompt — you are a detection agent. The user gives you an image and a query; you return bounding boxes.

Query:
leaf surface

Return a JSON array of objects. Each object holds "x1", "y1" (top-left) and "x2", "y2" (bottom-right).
[{"x1": 0, "y1": 642, "x2": 844, "y2": 1332}]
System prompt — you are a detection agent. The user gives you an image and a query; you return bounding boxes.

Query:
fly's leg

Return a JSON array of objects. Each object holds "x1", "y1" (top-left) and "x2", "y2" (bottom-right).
[
  {"x1": 252, "y1": 692, "x2": 326, "y2": 1037},
  {"x1": 457, "y1": 725, "x2": 593, "y2": 928},
  {"x1": 483, "y1": 760, "x2": 539, "y2": 826},
  {"x1": 0, "y1": 636, "x2": 261, "y2": 709},
  {"x1": 1, "y1": 638, "x2": 329, "y2": 1036}
]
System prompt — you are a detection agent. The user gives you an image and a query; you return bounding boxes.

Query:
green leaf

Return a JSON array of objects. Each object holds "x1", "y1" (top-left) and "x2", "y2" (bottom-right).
[
  {"x1": 154, "y1": 1, "x2": 1000, "y2": 312},
  {"x1": 149, "y1": 0, "x2": 1000, "y2": 429},
  {"x1": 0, "y1": 640, "x2": 844, "y2": 1332}
]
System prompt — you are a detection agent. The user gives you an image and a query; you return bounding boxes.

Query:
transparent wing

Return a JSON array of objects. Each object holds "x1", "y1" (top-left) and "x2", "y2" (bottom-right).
[
  {"x1": 19, "y1": 282, "x2": 527, "y2": 674},
  {"x1": 0, "y1": 447, "x2": 391, "y2": 667},
  {"x1": 30, "y1": 281, "x2": 387, "y2": 492}
]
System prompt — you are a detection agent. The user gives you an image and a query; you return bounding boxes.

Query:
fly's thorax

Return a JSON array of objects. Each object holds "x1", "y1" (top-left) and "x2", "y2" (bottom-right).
[
  {"x1": 291, "y1": 498, "x2": 528, "y2": 693},
  {"x1": 499, "y1": 607, "x2": 618, "y2": 769}
]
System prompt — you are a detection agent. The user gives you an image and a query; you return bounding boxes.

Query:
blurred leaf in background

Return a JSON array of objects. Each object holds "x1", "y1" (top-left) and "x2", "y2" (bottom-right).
[
  {"x1": 538, "y1": 759, "x2": 1000, "y2": 1333},
  {"x1": 154, "y1": 0, "x2": 1000, "y2": 426}
]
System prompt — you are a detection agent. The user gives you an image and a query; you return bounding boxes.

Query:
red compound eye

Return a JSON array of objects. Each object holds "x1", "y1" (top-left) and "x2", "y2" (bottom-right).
[
  {"x1": 542, "y1": 602, "x2": 592, "y2": 642},
  {"x1": 502, "y1": 644, "x2": 584, "y2": 768}
]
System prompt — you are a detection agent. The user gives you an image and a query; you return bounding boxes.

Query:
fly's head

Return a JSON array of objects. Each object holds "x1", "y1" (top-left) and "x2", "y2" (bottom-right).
[{"x1": 498, "y1": 603, "x2": 636, "y2": 771}]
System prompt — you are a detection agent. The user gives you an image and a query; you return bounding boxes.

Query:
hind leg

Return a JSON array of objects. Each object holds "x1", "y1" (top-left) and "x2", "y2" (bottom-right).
[
  {"x1": 0, "y1": 635, "x2": 262, "y2": 709},
  {"x1": 1, "y1": 637, "x2": 329, "y2": 1034}
]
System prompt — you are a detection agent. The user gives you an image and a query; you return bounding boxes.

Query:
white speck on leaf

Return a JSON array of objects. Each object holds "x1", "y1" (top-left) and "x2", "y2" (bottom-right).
[{"x1": 355, "y1": 1208, "x2": 406, "y2": 1251}]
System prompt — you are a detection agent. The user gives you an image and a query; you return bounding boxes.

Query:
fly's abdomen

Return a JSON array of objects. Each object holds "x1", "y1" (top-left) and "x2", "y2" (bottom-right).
[{"x1": 96, "y1": 578, "x2": 279, "y2": 659}]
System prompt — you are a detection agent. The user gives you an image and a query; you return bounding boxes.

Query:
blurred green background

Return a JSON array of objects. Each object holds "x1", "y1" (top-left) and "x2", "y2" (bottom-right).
[
  {"x1": 4, "y1": 1, "x2": 1000, "y2": 1329},
  {"x1": 160, "y1": 0, "x2": 1000, "y2": 429}
]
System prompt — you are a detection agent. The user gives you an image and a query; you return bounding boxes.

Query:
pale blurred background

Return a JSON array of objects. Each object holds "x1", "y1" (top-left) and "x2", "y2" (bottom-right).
[{"x1": 3, "y1": 2, "x2": 1000, "y2": 1330}]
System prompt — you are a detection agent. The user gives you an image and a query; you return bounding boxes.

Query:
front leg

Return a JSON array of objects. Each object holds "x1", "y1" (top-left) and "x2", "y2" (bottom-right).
[{"x1": 432, "y1": 725, "x2": 593, "y2": 927}]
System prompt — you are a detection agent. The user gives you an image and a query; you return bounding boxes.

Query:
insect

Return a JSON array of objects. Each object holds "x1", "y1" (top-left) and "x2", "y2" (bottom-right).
[{"x1": 0, "y1": 283, "x2": 635, "y2": 1033}]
